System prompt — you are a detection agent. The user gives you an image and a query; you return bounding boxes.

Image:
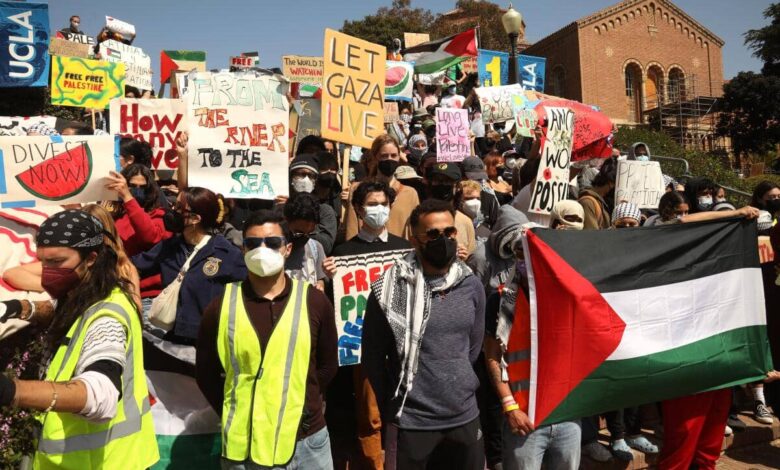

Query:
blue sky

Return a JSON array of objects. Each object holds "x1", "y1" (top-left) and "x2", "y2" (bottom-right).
[{"x1": 46, "y1": 0, "x2": 770, "y2": 82}]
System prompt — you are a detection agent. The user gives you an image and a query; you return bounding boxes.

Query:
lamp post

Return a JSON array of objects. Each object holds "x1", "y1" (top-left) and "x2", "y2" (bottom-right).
[{"x1": 502, "y1": 4, "x2": 523, "y2": 85}]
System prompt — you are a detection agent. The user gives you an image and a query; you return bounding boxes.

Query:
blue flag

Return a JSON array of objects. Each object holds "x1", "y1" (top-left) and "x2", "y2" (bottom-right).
[
  {"x1": 0, "y1": 2, "x2": 50, "y2": 87},
  {"x1": 519, "y1": 55, "x2": 546, "y2": 93}
]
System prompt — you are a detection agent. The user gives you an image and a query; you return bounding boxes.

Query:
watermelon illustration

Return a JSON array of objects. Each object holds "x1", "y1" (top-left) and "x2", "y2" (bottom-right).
[
  {"x1": 386, "y1": 64, "x2": 411, "y2": 96},
  {"x1": 15, "y1": 143, "x2": 93, "y2": 200}
]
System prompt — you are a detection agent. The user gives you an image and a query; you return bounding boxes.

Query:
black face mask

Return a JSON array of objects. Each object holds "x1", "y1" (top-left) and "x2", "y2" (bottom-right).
[
  {"x1": 163, "y1": 211, "x2": 185, "y2": 233},
  {"x1": 421, "y1": 236, "x2": 457, "y2": 269},
  {"x1": 317, "y1": 172, "x2": 341, "y2": 191},
  {"x1": 430, "y1": 184, "x2": 454, "y2": 201},
  {"x1": 765, "y1": 199, "x2": 780, "y2": 214},
  {"x1": 292, "y1": 234, "x2": 310, "y2": 249},
  {"x1": 377, "y1": 159, "x2": 400, "y2": 177}
]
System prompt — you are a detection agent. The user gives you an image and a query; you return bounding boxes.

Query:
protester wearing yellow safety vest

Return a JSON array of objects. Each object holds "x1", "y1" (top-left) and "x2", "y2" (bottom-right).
[
  {"x1": 196, "y1": 209, "x2": 338, "y2": 470},
  {"x1": 0, "y1": 210, "x2": 158, "y2": 470}
]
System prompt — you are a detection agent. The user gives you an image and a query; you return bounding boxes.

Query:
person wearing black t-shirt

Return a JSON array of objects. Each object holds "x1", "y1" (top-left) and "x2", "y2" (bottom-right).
[{"x1": 327, "y1": 181, "x2": 411, "y2": 469}]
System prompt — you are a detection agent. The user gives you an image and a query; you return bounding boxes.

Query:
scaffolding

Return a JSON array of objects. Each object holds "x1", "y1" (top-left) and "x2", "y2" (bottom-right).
[{"x1": 642, "y1": 74, "x2": 725, "y2": 153}]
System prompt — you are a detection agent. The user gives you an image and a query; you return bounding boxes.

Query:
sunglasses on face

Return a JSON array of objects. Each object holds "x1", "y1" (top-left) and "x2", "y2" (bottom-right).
[
  {"x1": 418, "y1": 226, "x2": 457, "y2": 241},
  {"x1": 243, "y1": 236, "x2": 286, "y2": 250}
]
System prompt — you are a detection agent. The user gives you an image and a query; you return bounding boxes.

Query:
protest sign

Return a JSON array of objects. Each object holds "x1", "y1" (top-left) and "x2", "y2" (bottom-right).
[
  {"x1": 322, "y1": 29, "x2": 385, "y2": 148},
  {"x1": 294, "y1": 98, "x2": 321, "y2": 151},
  {"x1": 0, "y1": 115, "x2": 57, "y2": 136},
  {"x1": 519, "y1": 54, "x2": 546, "y2": 92},
  {"x1": 759, "y1": 236, "x2": 775, "y2": 265},
  {"x1": 160, "y1": 50, "x2": 206, "y2": 85},
  {"x1": 615, "y1": 160, "x2": 665, "y2": 209},
  {"x1": 184, "y1": 71, "x2": 289, "y2": 199},
  {"x1": 0, "y1": 1, "x2": 50, "y2": 88},
  {"x1": 50, "y1": 56, "x2": 125, "y2": 109},
  {"x1": 416, "y1": 70, "x2": 453, "y2": 86},
  {"x1": 514, "y1": 105, "x2": 538, "y2": 138},
  {"x1": 461, "y1": 56, "x2": 477, "y2": 74},
  {"x1": 229, "y1": 56, "x2": 255, "y2": 69},
  {"x1": 403, "y1": 32, "x2": 429, "y2": 48},
  {"x1": 332, "y1": 249, "x2": 410, "y2": 365},
  {"x1": 110, "y1": 99, "x2": 186, "y2": 170},
  {"x1": 49, "y1": 37, "x2": 92, "y2": 59},
  {"x1": 385, "y1": 61, "x2": 413, "y2": 102},
  {"x1": 529, "y1": 107, "x2": 574, "y2": 215},
  {"x1": 56, "y1": 31, "x2": 95, "y2": 44},
  {"x1": 106, "y1": 16, "x2": 135, "y2": 41},
  {"x1": 436, "y1": 108, "x2": 469, "y2": 162},
  {"x1": 478, "y1": 49, "x2": 509, "y2": 87},
  {"x1": 475, "y1": 84, "x2": 524, "y2": 124},
  {"x1": 0, "y1": 135, "x2": 119, "y2": 207},
  {"x1": 99, "y1": 39, "x2": 152, "y2": 90},
  {"x1": 383, "y1": 102, "x2": 399, "y2": 124},
  {"x1": 282, "y1": 55, "x2": 324, "y2": 85}
]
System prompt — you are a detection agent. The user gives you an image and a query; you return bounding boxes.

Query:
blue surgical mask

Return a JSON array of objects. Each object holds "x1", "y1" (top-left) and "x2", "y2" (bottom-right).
[
  {"x1": 636, "y1": 155, "x2": 650, "y2": 162},
  {"x1": 130, "y1": 187, "x2": 147, "y2": 205}
]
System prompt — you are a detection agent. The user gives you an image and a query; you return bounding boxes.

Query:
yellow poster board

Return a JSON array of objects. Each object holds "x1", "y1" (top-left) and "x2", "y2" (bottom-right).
[
  {"x1": 50, "y1": 56, "x2": 125, "y2": 109},
  {"x1": 404, "y1": 32, "x2": 430, "y2": 48},
  {"x1": 321, "y1": 29, "x2": 385, "y2": 148}
]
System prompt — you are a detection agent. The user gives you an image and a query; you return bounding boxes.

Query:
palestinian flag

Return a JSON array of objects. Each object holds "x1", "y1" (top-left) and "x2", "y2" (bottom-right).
[
  {"x1": 160, "y1": 50, "x2": 206, "y2": 84},
  {"x1": 402, "y1": 29, "x2": 477, "y2": 74},
  {"x1": 522, "y1": 218, "x2": 773, "y2": 426}
]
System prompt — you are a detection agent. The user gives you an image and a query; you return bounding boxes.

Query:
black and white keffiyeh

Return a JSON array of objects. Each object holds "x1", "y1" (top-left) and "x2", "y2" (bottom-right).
[{"x1": 370, "y1": 250, "x2": 472, "y2": 417}]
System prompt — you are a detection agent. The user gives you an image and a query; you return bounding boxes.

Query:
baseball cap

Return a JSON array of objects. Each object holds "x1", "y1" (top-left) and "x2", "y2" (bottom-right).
[
  {"x1": 395, "y1": 165, "x2": 422, "y2": 180},
  {"x1": 461, "y1": 156, "x2": 487, "y2": 181},
  {"x1": 427, "y1": 162, "x2": 462, "y2": 181}
]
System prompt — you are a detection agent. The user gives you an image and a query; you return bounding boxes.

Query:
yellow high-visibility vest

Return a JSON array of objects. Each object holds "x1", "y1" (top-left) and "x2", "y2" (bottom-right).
[
  {"x1": 34, "y1": 288, "x2": 159, "y2": 470},
  {"x1": 217, "y1": 279, "x2": 311, "y2": 466}
]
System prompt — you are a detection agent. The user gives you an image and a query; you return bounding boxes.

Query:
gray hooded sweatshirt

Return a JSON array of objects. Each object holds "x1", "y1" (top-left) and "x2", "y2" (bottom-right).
[{"x1": 628, "y1": 141, "x2": 651, "y2": 160}]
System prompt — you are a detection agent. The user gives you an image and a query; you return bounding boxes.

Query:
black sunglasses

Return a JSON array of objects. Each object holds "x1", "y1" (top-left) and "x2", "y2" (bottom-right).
[
  {"x1": 419, "y1": 226, "x2": 457, "y2": 240},
  {"x1": 243, "y1": 236, "x2": 287, "y2": 250}
]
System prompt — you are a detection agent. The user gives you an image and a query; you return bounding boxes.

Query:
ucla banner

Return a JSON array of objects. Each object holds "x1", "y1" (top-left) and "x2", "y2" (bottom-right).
[
  {"x1": 519, "y1": 54, "x2": 546, "y2": 92},
  {"x1": 477, "y1": 49, "x2": 508, "y2": 87},
  {"x1": 0, "y1": 2, "x2": 50, "y2": 87}
]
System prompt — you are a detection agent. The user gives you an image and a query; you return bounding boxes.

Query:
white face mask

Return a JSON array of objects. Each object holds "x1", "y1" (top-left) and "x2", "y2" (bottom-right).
[
  {"x1": 244, "y1": 246, "x2": 285, "y2": 277},
  {"x1": 636, "y1": 155, "x2": 650, "y2": 162},
  {"x1": 363, "y1": 205, "x2": 390, "y2": 229},
  {"x1": 291, "y1": 176, "x2": 314, "y2": 193},
  {"x1": 462, "y1": 199, "x2": 482, "y2": 220},
  {"x1": 698, "y1": 195, "x2": 713, "y2": 208}
]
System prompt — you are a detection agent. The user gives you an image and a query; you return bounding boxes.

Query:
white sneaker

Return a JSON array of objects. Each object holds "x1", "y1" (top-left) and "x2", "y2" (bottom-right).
[
  {"x1": 725, "y1": 425, "x2": 733, "y2": 436},
  {"x1": 582, "y1": 441, "x2": 612, "y2": 462}
]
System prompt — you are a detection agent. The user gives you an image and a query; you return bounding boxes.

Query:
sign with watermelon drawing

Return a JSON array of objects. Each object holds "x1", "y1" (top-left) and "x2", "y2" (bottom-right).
[
  {"x1": 0, "y1": 1, "x2": 50, "y2": 88},
  {"x1": 110, "y1": 98, "x2": 187, "y2": 170},
  {"x1": 385, "y1": 61, "x2": 413, "y2": 102},
  {"x1": 50, "y1": 56, "x2": 126, "y2": 109},
  {"x1": 184, "y1": 71, "x2": 289, "y2": 200},
  {"x1": 521, "y1": 219, "x2": 772, "y2": 425},
  {"x1": 0, "y1": 135, "x2": 119, "y2": 208},
  {"x1": 322, "y1": 29, "x2": 385, "y2": 149},
  {"x1": 99, "y1": 40, "x2": 153, "y2": 91}
]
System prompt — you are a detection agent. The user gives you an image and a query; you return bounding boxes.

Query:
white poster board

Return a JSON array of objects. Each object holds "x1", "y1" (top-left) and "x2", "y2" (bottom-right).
[
  {"x1": 615, "y1": 160, "x2": 665, "y2": 209},
  {"x1": 529, "y1": 107, "x2": 574, "y2": 215}
]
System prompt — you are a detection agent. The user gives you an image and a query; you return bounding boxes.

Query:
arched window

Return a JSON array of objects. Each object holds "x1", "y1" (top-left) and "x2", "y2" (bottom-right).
[
  {"x1": 625, "y1": 63, "x2": 643, "y2": 122},
  {"x1": 551, "y1": 66, "x2": 565, "y2": 97},
  {"x1": 646, "y1": 65, "x2": 664, "y2": 107},
  {"x1": 668, "y1": 67, "x2": 686, "y2": 102}
]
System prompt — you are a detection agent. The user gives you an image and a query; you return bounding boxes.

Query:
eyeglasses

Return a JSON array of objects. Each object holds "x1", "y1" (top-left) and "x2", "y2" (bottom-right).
[
  {"x1": 418, "y1": 226, "x2": 457, "y2": 241},
  {"x1": 243, "y1": 236, "x2": 286, "y2": 250}
]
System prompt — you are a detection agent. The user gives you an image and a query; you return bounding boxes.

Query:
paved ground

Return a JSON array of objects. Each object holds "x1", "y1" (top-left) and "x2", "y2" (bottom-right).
[{"x1": 717, "y1": 439, "x2": 780, "y2": 470}]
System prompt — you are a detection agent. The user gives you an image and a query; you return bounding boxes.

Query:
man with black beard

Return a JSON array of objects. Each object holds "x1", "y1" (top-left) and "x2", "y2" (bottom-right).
[{"x1": 363, "y1": 199, "x2": 486, "y2": 470}]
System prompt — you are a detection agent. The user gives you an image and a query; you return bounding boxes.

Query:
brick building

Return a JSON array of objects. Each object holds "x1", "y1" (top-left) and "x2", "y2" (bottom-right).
[{"x1": 524, "y1": 0, "x2": 725, "y2": 150}]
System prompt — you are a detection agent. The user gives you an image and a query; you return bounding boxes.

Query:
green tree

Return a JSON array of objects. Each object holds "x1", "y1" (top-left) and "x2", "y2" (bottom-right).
[
  {"x1": 340, "y1": 0, "x2": 435, "y2": 49},
  {"x1": 431, "y1": 0, "x2": 509, "y2": 52},
  {"x1": 744, "y1": 3, "x2": 780, "y2": 76}
]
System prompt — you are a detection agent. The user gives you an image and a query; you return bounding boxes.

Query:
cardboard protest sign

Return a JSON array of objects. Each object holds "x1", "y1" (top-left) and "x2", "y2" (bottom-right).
[
  {"x1": 99, "y1": 40, "x2": 152, "y2": 90},
  {"x1": 519, "y1": 54, "x2": 546, "y2": 92},
  {"x1": 0, "y1": 1, "x2": 50, "y2": 87},
  {"x1": 0, "y1": 116, "x2": 57, "y2": 136},
  {"x1": 322, "y1": 29, "x2": 385, "y2": 148},
  {"x1": 229, "y1": 56, "x2": 255, "y2": 69},
  {"x1": 110, "y1": 99, "x2": 186, "y2": 170},
  {"x1": 478, "y1": 49, "x2": 509, "y2": 87},
  {"x1": 759, "y1": 236, "x2": 775, "y2": 265},
  {"x1": 56, "y1": 31, "x2": 95, "y2": 45},
  {"x1": 461, "y1": 56, "x2": 477, "y2": 74},
  {"x1": 106, "y1": 16, "x2": 135, "y2": 42},
  {"x1": 403, "y1": 32, "x2": 429, "y2": 48},
  {"x1": 385, "y1": 61, "x2": 413, "y2": 102},
  {"x1": 332, "y1": 249, "x2": 411, "y2": 365},
  {"x1": 436, "y1": 108, "x2": 469, "y2": 162},
  {"x1": 529, "y1": 107, "x2": 574, "y2": 215},
  {"x1": 282, "y1": 56, "x2": 324, "y2": 85},
  {"x1": 184, "y1": 71, "x2": 289, "y2": 199},
  {"x1": 295, "y1": 98, "x2": 321, "y2": 152},
  {"x1": 383, "y1": 102, "x2": 399, "y2": 124},
  {"x1": 50, "y1": 56, "x2": 125, "y2": 109},
  {"x1": 475, "y1": 84, "x2": 524, "y2": 124},
  {"x1": 160, "y1": 50, "x2": 206, "y2": 85},
  {"x1": 615, "y1": 160, "x2": 665, "y2": 209},
  {"x1": 514, "y1": 103, "x2": 538, "y2": 138},
  {"x1": 0, "y1": 135, "x2": 119, "y2": 207},
  {"x1": 49, "y1": 38, "x2": 92, "y2": 59}
]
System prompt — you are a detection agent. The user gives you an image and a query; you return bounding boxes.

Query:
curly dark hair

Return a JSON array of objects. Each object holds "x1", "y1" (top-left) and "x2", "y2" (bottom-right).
[{"x1": 351, "y1": 181, "x2": 396, "y2": 209}]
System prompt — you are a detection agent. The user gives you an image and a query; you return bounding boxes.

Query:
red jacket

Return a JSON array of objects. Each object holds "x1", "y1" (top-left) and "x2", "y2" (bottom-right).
[{"x1": 115, "y1": 198, "x2": 171, "y2": 298}]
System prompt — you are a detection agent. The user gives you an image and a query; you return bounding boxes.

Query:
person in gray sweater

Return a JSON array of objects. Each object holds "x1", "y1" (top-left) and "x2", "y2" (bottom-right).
[{"x1": 362, "y1": 199, "x2": 486, "y2": 470}]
